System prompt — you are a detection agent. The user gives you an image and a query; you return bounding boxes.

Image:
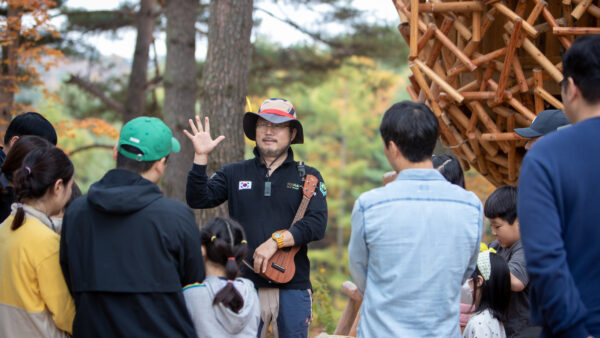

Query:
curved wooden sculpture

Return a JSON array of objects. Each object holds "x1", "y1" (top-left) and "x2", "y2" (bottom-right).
[{"x1": 391, "y1": 0, "x2": 600, "y2": 186}]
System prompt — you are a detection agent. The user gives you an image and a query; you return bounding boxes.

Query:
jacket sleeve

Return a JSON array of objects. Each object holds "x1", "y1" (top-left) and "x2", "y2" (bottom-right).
[
  {"x1": 288, "y1": 170, "x2": 328, "y2": 246},
  {"x1": 348, "y1": 198, "x2": 367, "y2": 293},
  {"x1": 178, "y1": 208, "x2": 206, "y2": 285},
  {"x1": 518, "y1": 154, "x2": 590, "y2": 337},
  {"x1": 463, "y1": 202, "x2": 482, "y2": 283},
  {"x1": 186, "y1": 164, "x2": 229, "y2": 209},
  {"x1": 59, "y1": 211, "x2": 72, "y2": 294},
  {"x1": 38, "y1": 251, "x2": 75, "y2": 335}
]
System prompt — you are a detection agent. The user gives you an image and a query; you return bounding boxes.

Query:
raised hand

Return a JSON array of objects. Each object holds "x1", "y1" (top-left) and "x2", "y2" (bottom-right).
[{"x1": 183, "y1": 116, "x2": 225, "y2": 164}]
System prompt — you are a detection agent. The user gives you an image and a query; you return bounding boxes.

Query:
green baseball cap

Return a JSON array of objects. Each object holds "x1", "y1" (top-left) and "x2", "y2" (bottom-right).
[{"x1": 118, "y1": 117, "x2": 181, "y2": 161}]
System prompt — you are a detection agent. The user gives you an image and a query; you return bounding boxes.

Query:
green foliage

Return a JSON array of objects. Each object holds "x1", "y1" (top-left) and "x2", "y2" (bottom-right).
[{"x1": 311, "y1": 269, "x2": 337, "y2": 333}]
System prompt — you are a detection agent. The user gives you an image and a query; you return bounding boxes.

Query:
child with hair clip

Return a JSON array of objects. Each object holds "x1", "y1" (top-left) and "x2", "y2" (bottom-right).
[
  {"x1": 463, "y1": 244, "x2": 512, "y2": 338},
  {"x1": 184, "y1": 217, "x2": 260, "y2": 338}
]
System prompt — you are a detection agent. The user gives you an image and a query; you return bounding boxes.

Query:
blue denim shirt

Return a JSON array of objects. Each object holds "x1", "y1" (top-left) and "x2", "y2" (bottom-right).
[{"x1": 349, "y1": 169, "x2": 482, "y2": 337}]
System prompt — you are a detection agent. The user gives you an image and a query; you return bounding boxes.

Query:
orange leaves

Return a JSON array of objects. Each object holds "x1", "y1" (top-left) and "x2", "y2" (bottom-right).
[
  {"x1": 0, "y1": 0, "x2": 63, "y2": 108},
  {"x1": 55, "y1": 118, "x2": 120, "y2": 141}
]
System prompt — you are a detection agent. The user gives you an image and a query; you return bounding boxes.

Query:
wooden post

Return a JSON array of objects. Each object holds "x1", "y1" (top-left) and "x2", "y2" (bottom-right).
[
  {"x1": 553, "y1": 27, "x2": 600, "y2": 35},
  {"x1": 542, "y1": 7, "x2": 572, "y2": 49},
  {"x1": 562, "y1": 0, "x2": 574, "y2": 27},
  {"x1": 494, "y1": 2, "x2": 539, "y2": 37},
  {"x1": 417, "y1": 23, "x2": 437, "y2": 52},
  {"x1": 473, "y1": 11, "x2": 481, "y2": 41},
  {"x1": 572, "y1": 0, "x2": 593, "y2": 20},
  {"x1": 426, "y1": 17, "x2": 455, "y2": 67},
  {"x1": 527, "y1": 0, "x2": 548, "y2": 26},
  {"x1": 418, "y1": 1, "x2": 485, "y2": 13},
  {"x1": 410, "y1": 0, "x2": 419, "y2": 60},
  {"x1": 414, "y1": 59, "x2": 465, "y2": 103},
  {"x1": 496, "y1": 19, "x2": 522, "y2": 102}
]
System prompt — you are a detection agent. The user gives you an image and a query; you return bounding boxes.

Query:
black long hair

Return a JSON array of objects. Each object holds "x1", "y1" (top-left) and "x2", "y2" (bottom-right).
[
  {"x1": 11, "y1": 147, "x2": 74, "y2": 230},
  {"x1": 471, "y1": 252, "x2": 511, "y2": 322},
  {"x1": 201, "y1": 217, "x2": 249, "y2": 313},
  {"x1": 1, "y1": 135, "x2": 52, "y2": 182}
]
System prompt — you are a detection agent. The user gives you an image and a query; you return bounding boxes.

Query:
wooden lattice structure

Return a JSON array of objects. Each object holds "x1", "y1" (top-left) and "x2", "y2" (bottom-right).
[{"x1": 391, "y1": 0, "x2": 600, "y2": 186}]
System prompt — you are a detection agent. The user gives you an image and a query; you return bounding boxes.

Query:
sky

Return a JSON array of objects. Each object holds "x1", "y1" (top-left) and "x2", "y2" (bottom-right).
[{"x1": 62, "y1": 0, "x2": 401, "y2": 61}]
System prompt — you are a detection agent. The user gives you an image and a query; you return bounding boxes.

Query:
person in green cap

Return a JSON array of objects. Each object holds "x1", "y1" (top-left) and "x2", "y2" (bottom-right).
[{"x1": 59, "y1": 117, "x2": 205, "y2": 337}]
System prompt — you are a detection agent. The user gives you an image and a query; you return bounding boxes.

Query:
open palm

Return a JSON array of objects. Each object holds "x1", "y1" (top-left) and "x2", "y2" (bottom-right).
[{"x1": 183, "y1": 116, "x2": 225, "y2": 156}]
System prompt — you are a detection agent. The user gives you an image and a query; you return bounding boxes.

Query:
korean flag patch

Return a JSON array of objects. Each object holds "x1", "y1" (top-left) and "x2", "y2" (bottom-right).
[{"x1": 239, "y1": 181, "x2": 252, "y2": 190}]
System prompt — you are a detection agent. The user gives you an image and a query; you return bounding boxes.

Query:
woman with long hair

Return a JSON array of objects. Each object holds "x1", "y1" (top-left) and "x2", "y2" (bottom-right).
[
  {"x1": 0, "y1": 135, "x2": 52, "y2": 223},
  {"x1": 0, "y1": 146, "x2": 75, "y2": 337}
]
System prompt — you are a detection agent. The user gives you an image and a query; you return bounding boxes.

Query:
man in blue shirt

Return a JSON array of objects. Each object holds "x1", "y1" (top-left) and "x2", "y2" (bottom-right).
[
  {"x1": 518, "y1": 35, "x2": 600, "y2": 337},
  {"x1": 348, "y1": 101, "x2": 482, "y2": 337}
]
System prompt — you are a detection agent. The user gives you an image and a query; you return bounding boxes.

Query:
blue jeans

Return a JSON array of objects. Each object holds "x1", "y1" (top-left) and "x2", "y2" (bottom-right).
[{"x1": 258, "y1": 289, "x2": 312, "y2": 338}]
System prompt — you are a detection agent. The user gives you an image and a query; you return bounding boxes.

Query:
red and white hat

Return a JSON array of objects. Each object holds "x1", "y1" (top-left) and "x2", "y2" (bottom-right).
[{"x1": 243, "y1": 98, "x2": 304, "y2": 144}]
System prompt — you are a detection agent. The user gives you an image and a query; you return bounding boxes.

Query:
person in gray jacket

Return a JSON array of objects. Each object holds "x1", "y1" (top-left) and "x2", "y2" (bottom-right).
[{"x1": 184, "y1": 217, "x2": 260, "y2": 338}]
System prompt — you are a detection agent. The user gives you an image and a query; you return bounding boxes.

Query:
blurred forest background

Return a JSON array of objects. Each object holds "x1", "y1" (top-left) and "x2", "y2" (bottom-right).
[{"x1": 0, "y1": 0, "x2": 495, "y2": 333}]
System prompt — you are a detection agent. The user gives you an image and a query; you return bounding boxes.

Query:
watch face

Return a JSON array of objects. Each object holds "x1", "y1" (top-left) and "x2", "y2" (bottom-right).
[{"x1": 273, "y1": 232, "x2": 282, "y2": 239}]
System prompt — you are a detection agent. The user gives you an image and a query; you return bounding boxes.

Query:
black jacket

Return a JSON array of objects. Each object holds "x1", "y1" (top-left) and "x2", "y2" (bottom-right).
[
  {"x1": 60, "y1": 169, "x2": 205, "y2": 338},
  {"x1": 186, "y1": 148, "x2": 328, "y2": 290}
]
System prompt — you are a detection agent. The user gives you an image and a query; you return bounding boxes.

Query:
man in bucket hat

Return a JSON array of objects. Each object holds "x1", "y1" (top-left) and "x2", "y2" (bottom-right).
[
  {"x1": 185, "y1": 98, "x2": 328, "y2": 338},
  {"x1": 60, "y1": 117, "x2": 205, "y2": 337}
]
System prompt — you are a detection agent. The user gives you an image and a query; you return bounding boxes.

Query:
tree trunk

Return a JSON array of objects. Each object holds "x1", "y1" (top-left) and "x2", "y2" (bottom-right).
[
  {"x1": 194, "y1": 0, "x2": 254, "y2": 223},
  {"x1": 162, "y1": 0, "x2": 198, "y2": 202},
  {"x1": 124, "y1": 0, "x2": 156, "y2": 122},
  {"x1": 0, "y1": 6, "x2": 21, "y2": 137}
]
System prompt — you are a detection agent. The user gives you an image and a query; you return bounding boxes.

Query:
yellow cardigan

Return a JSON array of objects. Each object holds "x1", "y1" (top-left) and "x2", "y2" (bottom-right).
[{"x1": 0, "y1": 215, "x2": 74, "y2": 337}]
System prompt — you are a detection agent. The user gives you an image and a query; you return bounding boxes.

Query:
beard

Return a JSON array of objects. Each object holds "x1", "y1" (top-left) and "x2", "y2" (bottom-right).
[{"x1": 257, "y1": 139, "x2": 291, "y2": 159}]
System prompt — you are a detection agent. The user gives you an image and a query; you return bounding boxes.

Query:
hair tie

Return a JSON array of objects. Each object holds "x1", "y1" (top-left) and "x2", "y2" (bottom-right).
[
  {"x1": 227, "y1": 279, "x2": 234, "y2": 284},
  {"x1": 25, "y1": 167, "x2": 31, "y2": 175},
  {"x1": 211, "y1": 235, "x2": 216, "y2": 242},
  {"x1": 227, "y1": 257, "x2": 235, "y2": 260},
  {"x1": 241, "y1": 240, "x2": 247, "y2": 244},
  {"x1": 17, "y1": 202, "x2": 23, "y2": 209},
  {"x1": 477, "y1": 243, "x2": 496, "y2": 281}
]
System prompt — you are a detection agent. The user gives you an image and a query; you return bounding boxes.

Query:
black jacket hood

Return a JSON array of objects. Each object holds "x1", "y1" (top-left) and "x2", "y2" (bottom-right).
[{"x1": 87, "y1": 169, "x2": 162, "y2": 214}]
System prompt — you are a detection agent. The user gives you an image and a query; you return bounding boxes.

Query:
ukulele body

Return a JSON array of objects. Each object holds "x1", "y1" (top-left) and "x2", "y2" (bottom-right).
[{"x1": 260, "y1": 245, "x2": 300, "y2": 284}]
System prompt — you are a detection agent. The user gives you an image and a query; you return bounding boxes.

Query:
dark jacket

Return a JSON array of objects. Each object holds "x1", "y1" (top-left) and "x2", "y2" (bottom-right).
[
  {"x1": 186, "y1": 148, "x2": 327, "y2": 290},
  {"x1": 60, "y1": 169, "x2": 205, "y2": 338},
  {"x1": 0, "y1": 173, "x2": 13, "y2": 223}
]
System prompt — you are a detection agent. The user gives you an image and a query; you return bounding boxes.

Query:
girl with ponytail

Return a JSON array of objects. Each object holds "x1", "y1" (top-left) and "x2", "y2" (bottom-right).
[
  {"x1": 0, "y1": 146, "x2": 75, "y2": 337},
  {"x1": 184, "y1": 217, "x2": 260, "y2": 338}
]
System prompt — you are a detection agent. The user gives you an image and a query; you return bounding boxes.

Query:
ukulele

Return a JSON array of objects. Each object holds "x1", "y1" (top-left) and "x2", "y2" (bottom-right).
[{"x1": 260, "y1": 174, "x2": 319, "y2": 284}]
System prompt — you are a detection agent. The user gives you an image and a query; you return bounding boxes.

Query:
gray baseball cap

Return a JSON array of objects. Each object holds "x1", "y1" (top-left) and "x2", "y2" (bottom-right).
[{"x1": 514, "y1": 109, "x2": 570, "y2": 138}]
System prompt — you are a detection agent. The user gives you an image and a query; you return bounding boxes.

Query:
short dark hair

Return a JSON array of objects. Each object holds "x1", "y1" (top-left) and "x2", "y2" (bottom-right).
[
  {"x1": 379, "y1": 101, "x2": 439, "y2": 163},
  {"x1": 433, "y1": 154, "x2": 465, "y2": 188},
  {"x1": 484, "y1": 185, "x2": 517, "y2": 224},
  {"x1": 471, "y1": 252, "x2": 511, "y2": 322},
  {"x1": 4, "y1": 112, "x2": 57, "y2": 146},
  {"x1": 562, "y1": 35, "x2": 600, "y2": 104},
  {"x1": 115, "y1": 144, "x2": 162, "y2": 174}
]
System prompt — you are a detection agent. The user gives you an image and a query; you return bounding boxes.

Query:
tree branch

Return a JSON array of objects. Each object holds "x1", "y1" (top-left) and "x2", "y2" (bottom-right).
[
  {"x1": 255, "y1": 7, "x2": 344, "y2": 49},
  {"x1": 144, "y1": 75, "x2": 163, "y2": 90},
  {"x1": 68, "y1": 144, "x2": 114, "y2": 156},
  {"x1": 65, "y1": 74, "x2": 126, "y2": 115}
]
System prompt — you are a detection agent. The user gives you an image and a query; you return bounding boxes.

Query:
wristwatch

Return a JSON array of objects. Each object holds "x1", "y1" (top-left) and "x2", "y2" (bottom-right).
[{"x1": 272, "y1": 231, "x2": 285, "y2": 249}]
